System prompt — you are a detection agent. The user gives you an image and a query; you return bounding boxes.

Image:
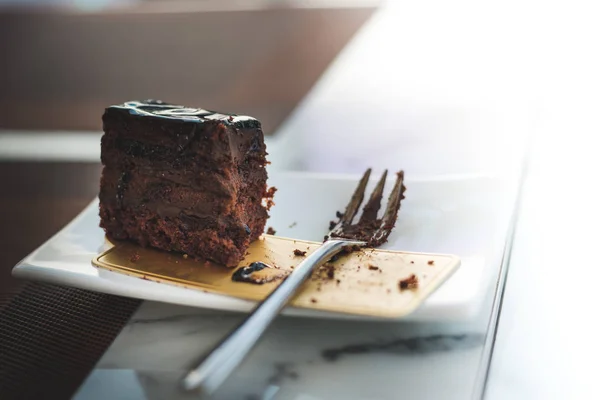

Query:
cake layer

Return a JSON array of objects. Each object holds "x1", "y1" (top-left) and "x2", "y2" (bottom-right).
[
  {"x1": 100, "y1": 174, "x2": 266, "y2": 222},
  {"x1": 101, "y1": 147, "x2": 267, "y2": 187},
  {"x1": 99, "y1": 204, "x2": 265, "y2": 266},
  {"x1": 99, "y1": 161, "x2": 267, "y2": 213},
  {"x1": 100, "y1": 166, "x2": 237, "y2": 202}
]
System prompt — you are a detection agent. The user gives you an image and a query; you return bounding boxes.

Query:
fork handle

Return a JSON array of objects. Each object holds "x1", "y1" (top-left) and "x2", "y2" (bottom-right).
[{"x1": 181, "y1": 239, "x2": 364, "y2": 396}]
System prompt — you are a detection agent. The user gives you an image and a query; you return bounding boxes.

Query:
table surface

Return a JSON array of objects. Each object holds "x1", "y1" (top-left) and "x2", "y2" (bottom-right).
[
  {"x1": 68, "y1": 2, "x2": 526, "y2": 395},
  {"x1": 3, "y1": 1, "x2": 600, "y2": 399}
]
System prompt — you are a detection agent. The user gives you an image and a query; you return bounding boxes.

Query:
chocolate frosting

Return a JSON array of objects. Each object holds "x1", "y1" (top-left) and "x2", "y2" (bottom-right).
[{"x1": 109, "y1": 100, "x2": 261, "y2": 129}]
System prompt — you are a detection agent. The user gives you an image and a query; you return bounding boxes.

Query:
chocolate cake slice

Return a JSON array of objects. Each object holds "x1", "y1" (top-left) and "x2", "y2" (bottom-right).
[{"x1": 99, "y1": 100, "x2": 274, "y2": 266}]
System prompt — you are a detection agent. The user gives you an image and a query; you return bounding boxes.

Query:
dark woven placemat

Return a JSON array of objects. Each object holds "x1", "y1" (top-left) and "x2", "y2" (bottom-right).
[{"x1": 0, "y1": 282, "x2": 141, "y2": 400}]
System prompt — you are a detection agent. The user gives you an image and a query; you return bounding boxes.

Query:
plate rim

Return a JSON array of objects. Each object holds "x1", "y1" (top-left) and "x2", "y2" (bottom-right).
[{"x1": 12, "y1": 171, "x2": 516, "y2": 321}]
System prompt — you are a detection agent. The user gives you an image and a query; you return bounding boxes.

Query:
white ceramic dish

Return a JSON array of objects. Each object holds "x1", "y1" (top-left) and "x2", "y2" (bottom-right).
[{"x1": 12, "y1": 171, "x2": 516, "y2": 321}]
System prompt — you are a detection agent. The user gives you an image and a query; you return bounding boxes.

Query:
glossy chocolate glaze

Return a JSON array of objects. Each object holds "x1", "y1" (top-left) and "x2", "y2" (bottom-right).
[
  {"x1": 102, "y1": 101, "x2": 266, "y2": 167},
  {"x1": 110, "y1": 100, "x2": 261, "y2": 129},
  {"x1": 232, "y1": 262, "x2": 288, "y2": 284}
]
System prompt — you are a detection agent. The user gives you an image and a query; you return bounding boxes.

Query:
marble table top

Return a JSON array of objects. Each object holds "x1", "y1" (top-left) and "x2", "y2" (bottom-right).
[{"x1": 77, "y1": 293, "x2": 496, "y2": 400}]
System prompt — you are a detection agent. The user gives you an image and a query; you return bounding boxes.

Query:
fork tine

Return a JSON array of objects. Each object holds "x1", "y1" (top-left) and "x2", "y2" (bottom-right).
[
  {"x1": 358, "y1": 169, "x2": 387, "y2": 224},
  {"x1": 339, "y1": 168, "x2": 372, "y2": 226},
  {"x1": 370, "y1": 170, "x2": 406, "y2": 246}
]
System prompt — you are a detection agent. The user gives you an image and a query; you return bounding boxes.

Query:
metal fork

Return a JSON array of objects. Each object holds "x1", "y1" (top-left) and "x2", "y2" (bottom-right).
[{"x1": 181, "y1": 168, "x2": 406, "y2": 396}]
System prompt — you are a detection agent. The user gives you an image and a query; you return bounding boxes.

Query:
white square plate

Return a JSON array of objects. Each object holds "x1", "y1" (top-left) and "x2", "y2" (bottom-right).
[{"x1": 12, "y1": 171, "x2": 516, "y2": 321}]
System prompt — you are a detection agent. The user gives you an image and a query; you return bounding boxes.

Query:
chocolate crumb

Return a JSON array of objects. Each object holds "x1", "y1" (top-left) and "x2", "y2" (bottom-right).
[
  {"x1": 265, "y1": 188, "x2": 277, "y2": 211},
  {"x1": 336, "y1": 279, "x2": 341, "y2": 285},
  {"x1": 342, "y1": 244, "x2": 362, "y2": 253},
  {"x1": 428, "y1": 260, "x2": 434, "y2": 265},
  {"x1": 368, "y1": 264, "x2": 379, "y2": 271},
  {"x1": 266, "y1": 186, "x2": 277, "y2": 199},
  {"x1": 335, "y1": 211, "x2": 344, "y2": 218},
  {"x1": 399, "y1": 274, "x2": 419, "y2": 290},
  {"x1": 310, "y1": 298, "x2": 318, "y2": 303},
  {"x1": 267, "y1": 227, "x2": 276, "y2": 235},
  {"x1": 329, "y1": 220, "x2": 337, "y2": 230},
  {"x1": 130, "y1": 254, "x2": 140, "y2": 263},
  {"x1": 293, "y1": 249, "x2": 307, "y2": 257},
  {"x1": 329, "y1": 244, "x2": 361, "y2": 263},
  {"x1": 324, "y1": 263, "x2": 335, "y2": 279},
  {"x1": 410, "y1": 261, "x2": 414, "y2": 264}
]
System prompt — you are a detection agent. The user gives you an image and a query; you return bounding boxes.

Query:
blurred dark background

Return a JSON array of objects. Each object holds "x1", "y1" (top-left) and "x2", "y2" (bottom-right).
[{"x1": 0, "y1": 0, "x2": 377, "y2": 135}]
